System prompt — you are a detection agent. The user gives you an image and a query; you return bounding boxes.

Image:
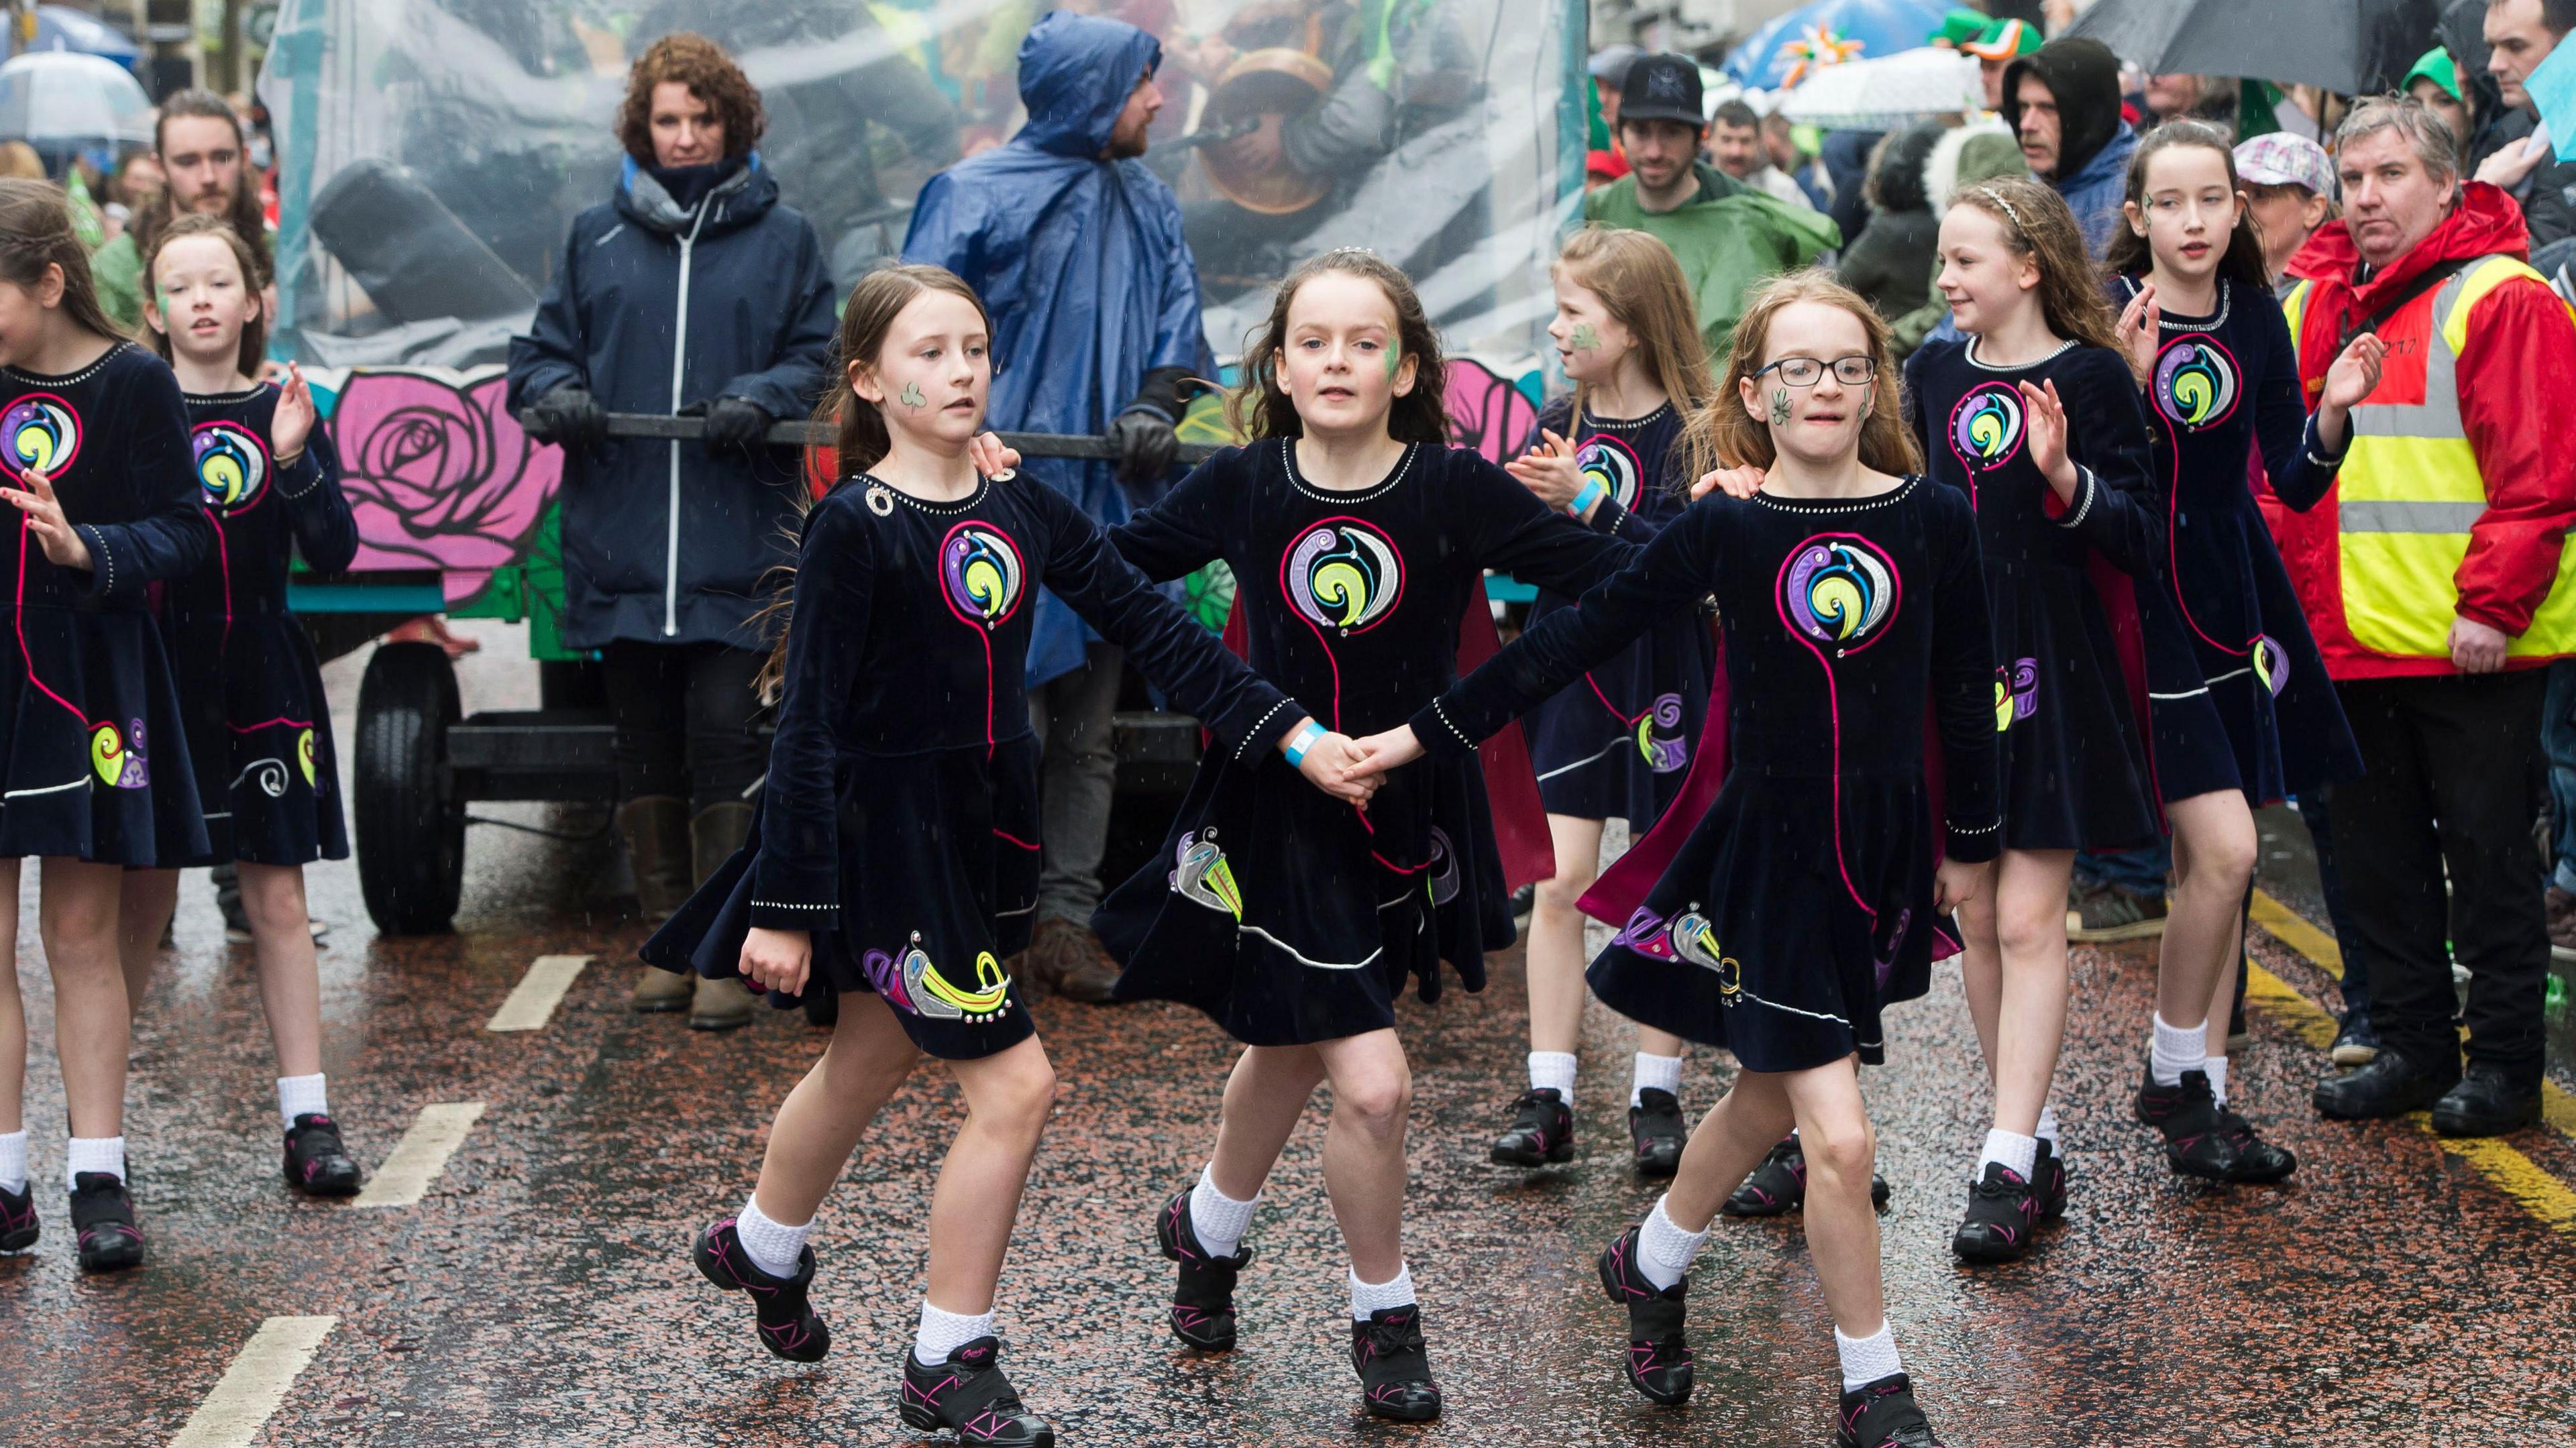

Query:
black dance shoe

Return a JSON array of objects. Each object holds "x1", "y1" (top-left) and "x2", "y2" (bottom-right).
[
  {"x1": 0, "y1": 1178, "x2": 36, "y2": 1251},
  {"x1": 283, "y1": 1113, "x2": 363, "y2": 1197},
  {"x1": 1351, "y1": 1305, "x2": 1442, "y2": 1422},
  {"x1": 1628, "y1": 1089, "x2": 1686, "y2": 1178},
  {"x1": 2314, "y1": 1050, "x2": 2457, "y2": 1120},
  {"x1": 69, "y1": 1172, "x2": 142, "y2": 1272},
  {"x1": 2212, "y1": 1107, "x2": 2298, "y2": 1182},
  {"x1": 1595, "y1": 1225, "x2": 1693, "y2": 1404},
  {"x1": 692, "y1": 1218, "x2": 830, "y2": 1361},
  {"x1": 2430, "y1": 1061, "x2": 2543, "y2": 1137},
  {"x1": 898, "y1": 1337, "x2": 1055, "y2": 1447},
  {"x1": 1723, "y1": 1135, "x2": 1889, "y2": 1217},
  {"x1": 1156, "y1": 1187, "x2": 1250, "y2": 1351},
  {"x1": 1490, "y1": 1087, "x2": 1574, "y2": 1167},
  {"x1": 1834, "y1": 1372, "x2": 1946, "y2": 1447},
  {"x1": 2134, "y1": 1067, "x2": 2242, "y2": 1180},
  {"x1": 2031, "y1": 1139, "x2": 2068, "y2": 1222},
  {"x1": 1949, "y1": 1162, "x2": 2039, "y2": 1264}
]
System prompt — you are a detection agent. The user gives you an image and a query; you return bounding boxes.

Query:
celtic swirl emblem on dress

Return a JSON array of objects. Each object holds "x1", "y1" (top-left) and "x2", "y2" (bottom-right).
[
  {"x1": 1575, "y1": 433, "x2": 1644, "y2": 511},
  {"x1": 1668, "y1": 909, "x2": 1743, "y2": 1001},
  {"x1": 1283, "y1": 518, "x2": 1403, "y2": 635},
  {"x1": 938, "y1": 521, "x2": 1026, "y2": 629},
  {"x1": 2252, "y1": 634, "x2": 2289, "y2": 697},
  {"x1": 1780, "y1": 534, "x2": 1900, "y2": 653},
  {"x1": 192, "y1": 420, "x2": 270, "y2": 510},
  {"x1": 3, "y1": 394, "x2": 79, "y2": 476},
  {"x1": 2151, "y1": 338, "x2": 2241, "y2": 430},
  {"x1": 1947, "y1": 383, "x2": 2025, "y2": 473},
  {"x1": 1171, "y1": 830, "x2": 1244, "y2": 920}
]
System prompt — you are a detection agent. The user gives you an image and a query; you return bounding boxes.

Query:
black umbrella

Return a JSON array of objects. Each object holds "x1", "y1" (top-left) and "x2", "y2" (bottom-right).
[{"x1": 2063, "y1": 0, "x2": 2444, "y2": 95}]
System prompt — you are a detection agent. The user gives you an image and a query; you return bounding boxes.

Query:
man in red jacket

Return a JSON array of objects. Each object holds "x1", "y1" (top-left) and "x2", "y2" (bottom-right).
[{"x1": 2272, "y1": 96, "x2": 2576, "y2": 1136}]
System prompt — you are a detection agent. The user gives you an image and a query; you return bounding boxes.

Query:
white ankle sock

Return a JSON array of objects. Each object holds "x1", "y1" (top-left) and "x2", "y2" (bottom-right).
[
  {"x1": 1636, "y1": 1194, "x2": 1707, "y2": 1291},
  {"x1": 1349, "y1": 1261, "x2": 1415, "y2": 1320},
  {"x1": 735, "y1": 1195, "x2": 810, "y2": 1279},
  {"x1": 276, "y1": 1074, "x2": 329, "y2": 1130},
  {"x1": 1834, "y1": 1323, "x2": 1904, "y2": 1392},
  {"x1": 1527, "y1": 1050, "x2": 1577, "y2": 1105},
  {"x1": 1978, "y1": 1128, "x2": 2037, "y2": 1181},
  {"x1": 0, "y1": 1130, "x2": 24, "y2": 1194},
  {"x1": 1631, "y1": 1052, "x2": 1682, "y2": 1107},
  {"x1": 914, "y1": 1300, "x2": 995, "y2": 1367},
  {"x1": 65, "y1": 1135, "x2": 125, "y2": 1188},
  {"x1": 2149, "y1": 1012, "x2": 2207, "y2": 1087},
  {"x1": 2034, "y1": 1105, "x2": 2061, "y2": 1148},
  {"x1": 2204, "y1": 1055, "x2": 2230, "y2": 1107},
  {"x1": 1189, "y1": 1166, "x2": 1258, "y2": 1259}
]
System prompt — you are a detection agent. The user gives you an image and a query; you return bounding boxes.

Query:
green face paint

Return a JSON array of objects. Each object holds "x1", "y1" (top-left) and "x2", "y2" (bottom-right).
[
  {"x1": 1384, "y1": 340, "x2": 1401, "y2": 383},
  {"x1": 1770, "y1": 388, "x2": 1792, "y2": 427},
  {"x1": 1569, "y1": 323, "x2": 1601, "y2": 353},
  {"x1": 898, "y1": 381, "x2": 926, "y2": 410}
]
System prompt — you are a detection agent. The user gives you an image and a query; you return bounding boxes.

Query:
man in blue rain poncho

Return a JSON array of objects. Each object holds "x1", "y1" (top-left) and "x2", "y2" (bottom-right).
[{"x1": 902, "y1": 9, "x2": 1210, "y2": 1003}]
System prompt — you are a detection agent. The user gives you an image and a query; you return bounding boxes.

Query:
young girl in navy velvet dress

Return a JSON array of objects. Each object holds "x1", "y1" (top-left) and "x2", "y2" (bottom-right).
[
  {"x1": 1089, "y1": 250, "x2": 1630, "y2": 1422},
  {"x1": 1493, "y1": 225, "x2": 1717, "y2": 1179},
  {"x1": 121, "y1": 215, "x2": 364, "y2": 1199},
  {"x1": 641, "y1": 266, "x2": 1353, "y2": 1448},
  {"x1": 1353, "y1": 272, "x2": 1998, "y2": 1448},
  {"x1": 0, "y1": 179, "x2": 213, "y2": 1272},
  {"x1": 2102, "y1": 121, "x2": 2378, "y2": 1187},
  {"x1": 1901, "y1": 177, "x2": 2161, "y2": 1263}
]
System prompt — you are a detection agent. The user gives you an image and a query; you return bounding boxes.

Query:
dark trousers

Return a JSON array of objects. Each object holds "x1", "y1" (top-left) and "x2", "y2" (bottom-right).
[
  {"x1": 2332, "y1": 671, "x2": 2552, "y2": 1082},
  {"x1": 602, "y1": 639, "x2": 767, "y2": 815},
  {"x1": 2298, "y1": 785, "x2": 2371, "y2": 1018}
]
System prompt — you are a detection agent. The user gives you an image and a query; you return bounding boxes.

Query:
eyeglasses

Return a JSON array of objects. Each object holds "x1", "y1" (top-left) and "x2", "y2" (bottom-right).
[{"x1": 1754, "y1": 355, "x2": 1878, "y2": 386}]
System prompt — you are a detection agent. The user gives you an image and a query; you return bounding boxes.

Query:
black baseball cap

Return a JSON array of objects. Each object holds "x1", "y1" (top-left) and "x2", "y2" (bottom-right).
[{"x1": 1619, "y1": 53, "x2": 1705, "y2": 128}]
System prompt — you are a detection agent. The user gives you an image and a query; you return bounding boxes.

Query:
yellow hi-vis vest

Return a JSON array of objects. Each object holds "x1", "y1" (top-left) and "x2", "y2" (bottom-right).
[{"x1": 2283, "y1": 254, "x2": 2576, "y2": 659}]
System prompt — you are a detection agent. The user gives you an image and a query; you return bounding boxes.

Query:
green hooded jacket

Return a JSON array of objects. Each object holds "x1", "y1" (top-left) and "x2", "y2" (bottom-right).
[{"x1": 1584, "y1": 160, "x2": 1842, "y2": 360}]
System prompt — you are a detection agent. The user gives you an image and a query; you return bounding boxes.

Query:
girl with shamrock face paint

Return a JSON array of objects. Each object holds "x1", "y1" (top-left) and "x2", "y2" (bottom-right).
[
  {"x1": 120, "y1": 213, "x2": 366, "y2": 1203},
  {"x1": 1495, "y1": 226, "x2": 1721, "y2": 1182},
  {"x1": 0, "y1": 178, "x2": 215, "y2": 1273}
]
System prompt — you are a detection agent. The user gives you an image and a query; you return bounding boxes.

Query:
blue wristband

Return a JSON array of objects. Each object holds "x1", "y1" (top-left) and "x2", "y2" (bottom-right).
[
  {"x1": 1283, "y1": 720, "x2": 1324, "y2": 765},
  {"x1": 1568, "y1": 477, "x2": 1605, "y2": 516}
]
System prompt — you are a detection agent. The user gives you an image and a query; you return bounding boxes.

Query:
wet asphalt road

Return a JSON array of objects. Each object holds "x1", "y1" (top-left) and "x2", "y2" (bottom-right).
[{"x1": 6, "y1": 623, "x2": 2575, "y2": 1447}]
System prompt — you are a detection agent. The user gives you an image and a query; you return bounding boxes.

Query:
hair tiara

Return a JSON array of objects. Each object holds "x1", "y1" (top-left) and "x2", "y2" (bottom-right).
[{"x1": 1974, "y1": 185, "x2": 2023, "y2": 231}]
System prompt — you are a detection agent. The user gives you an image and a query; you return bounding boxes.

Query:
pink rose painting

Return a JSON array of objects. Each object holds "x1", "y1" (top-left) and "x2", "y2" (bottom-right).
[
  {"x1": 1444, "y1": 357, "x2": 1540, "y2": 464},
  {"x1": 331, "y1": 371, "x2": 561, "y2": 605}
]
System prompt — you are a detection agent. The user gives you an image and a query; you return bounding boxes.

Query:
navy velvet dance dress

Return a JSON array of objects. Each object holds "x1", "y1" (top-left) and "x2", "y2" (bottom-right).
[
  {"x1": 1414, "y1": 478, "x2": 2000, "y2": 1072},
  {"x1": 1904, "y1": 337, "x2": 2162, "y2": 852},
  {"x1": 168, "y1": 383, "x2": 357, "y2": 865},
  {"x1": 2108, "y1": 275, "x2": 2361, "y2": 803},
  {"x1": 642, "y1": 473, "x2": 1295, "y2": 1061},
  {"x1": 1092, "y1": 439, "x2": 1631, "y2": 1046},
  {"x1": 0, "y1": 343, "x2": 211, "y2": 863},
  {"x1": 1517, "y1": 398, "x2": 1716, "y2": 826}
]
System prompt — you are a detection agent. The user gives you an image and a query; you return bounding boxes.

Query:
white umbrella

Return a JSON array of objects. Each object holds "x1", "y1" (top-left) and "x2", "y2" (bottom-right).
[
  {"x1": 0, "y1": 50, "x2": 153, "y2": 148},
  {"x1": 1776, "y1": 46, "x2": 1982, "y2": 129}
]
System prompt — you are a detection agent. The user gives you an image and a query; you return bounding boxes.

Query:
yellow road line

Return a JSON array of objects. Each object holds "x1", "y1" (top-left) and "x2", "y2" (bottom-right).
[{"x1": 2245, "y1": 890, "x2": 2576, "y2": 1231}]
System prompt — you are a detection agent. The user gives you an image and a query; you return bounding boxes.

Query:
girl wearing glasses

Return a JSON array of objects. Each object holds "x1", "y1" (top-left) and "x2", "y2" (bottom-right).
[{"x1": 1347, "y1": 271, "x2": 1998, "y2": 1448}]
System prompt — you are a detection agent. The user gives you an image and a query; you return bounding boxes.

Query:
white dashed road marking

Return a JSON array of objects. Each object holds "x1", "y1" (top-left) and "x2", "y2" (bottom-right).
[
  {"x1": 485, "y1": 954, "x2": 591, "y2": 1032},
  {"x1": 352, "y1": 1102, "x2": 486, "y2": 1209},
  {"x1": 167, "y1": 1315, "x2": 336, "y2": 1448}
]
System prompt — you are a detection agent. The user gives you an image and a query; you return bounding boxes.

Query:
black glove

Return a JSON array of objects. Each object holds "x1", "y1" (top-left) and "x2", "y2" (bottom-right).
[
  {"x1": 1109, "y1": 366, "x2": 1197, "y2": 485},
  {"x1": 525, "y1": 386, "x2": 608, "y2": 451},
  {"x1": 702, "y1": 395, "x2": 773, "y2": 457}
]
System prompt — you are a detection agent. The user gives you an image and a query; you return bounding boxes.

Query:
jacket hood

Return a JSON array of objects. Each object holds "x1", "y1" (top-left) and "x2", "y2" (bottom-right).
[
  {"x1": 2288, "y1": 180, "x2": 2530, "y2": 300},
  {"x1": 2004, "y1": 37, "x2": 2123, "y2": 181},
  {"x1": 616, "y1": 153, "x2": 775, "y2": 238},
  {"x1": 1016, "y1": 11, "x2": 1161, "y2": 160},
  {"x1": 1925, "y1": 118, "x2": 2027, "y2": 210},
  {"x1": 1869, "y1": 121, "x2": 1943, "y2": 214},
  {"x1": 2055, "y1": 120, "x2": 2136, "y2": 200}
]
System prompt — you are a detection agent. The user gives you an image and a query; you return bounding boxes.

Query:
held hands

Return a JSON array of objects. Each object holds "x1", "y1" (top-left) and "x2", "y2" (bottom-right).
[
  {"x1": 1291, "y1": 726, "x2": 1383, "y2": 806},
  {"x1": 2017, "y1": 380, "x2": 2077, "y2": 497},
  {"x1": 968, "y1": 431, "x2": 1023, "y2": 478},
  {"x1": 1932, "y1": 855, "x2": 1990, "y2": 914},
  {"x1": 2114, "y1": 282, "x2": 2163, "y2": 390},
  {"x1": 1503, "y1": 430, "x2": 1585, "y2": 508},
  {"x1": 738, "y1": 926, "x2": 813, "y2": 996},
  {"x1": 2450, "y1": 615, "x2": 2511, "y2": 673},
  {"x1": 271, "y1": 362, "x2": 315, "y2": 465},
  {"x1": 3, "y1": 467, "x2": 92, "y2": 573},
  {"x1": 1340, "y1": 724, "x2": 1426, "y2": 781},
  {"x1": 1690, "y1": 464, "x2": 1766, "y2": 501}
]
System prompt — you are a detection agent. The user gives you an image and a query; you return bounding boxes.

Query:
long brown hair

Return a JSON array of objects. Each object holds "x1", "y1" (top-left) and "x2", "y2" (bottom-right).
[
  {"x1": 756, "y1": 263, "x2": 994, "y2": 702},
  {"x1": 1555, "y1": 225, "x2": 1718, "y2": 439},
  {"x1": 142, "y1": 91, "x2": 270, "y2": 282},
  {"x1": 2102, "y1": 119, "x2": 2271, "y2": 291},
  {"x1": 0, "y1": 178, "x2": 124, "y2": 346},
  {"x1": 1226, "y1": 249, "x2": 1450, "y2": 445},
  {"x1": 1684, "y1": 270, "x2": 1923, "y2": 478},
  {"x1": 140, "y1": 213, "x2": 268, "y2": 380},
  {"x1": 1947, "y1": 175, "x2": 2121, "y2": 353},
  {"x1": 618, "y1": 34, "x2": 765, "y2": 164}
]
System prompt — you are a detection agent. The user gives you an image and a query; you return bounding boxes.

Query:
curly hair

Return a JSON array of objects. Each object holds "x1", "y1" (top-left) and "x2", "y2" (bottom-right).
[
  {"x1": 1946, "y1": 175, "x2": 2122, "y2": 354},
  {"x1": 1226, "y1": 249, "x2": 1450, "y2": 445},
  {"x1": 617, "y1": 34, "x2": 764, "y2": 164}
]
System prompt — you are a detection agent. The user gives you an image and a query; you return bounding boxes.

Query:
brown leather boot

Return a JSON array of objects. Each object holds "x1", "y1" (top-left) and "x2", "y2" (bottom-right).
[
  {"x1": 618, "y1": 796, "x2": 694, "y2": 1013},
  {"x1": 688, "y1": 802, "x2": 759, "y2": 1031},
  {"x1": 1033, "y1": 918, "x2": 1124, "y2": 1003}
]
